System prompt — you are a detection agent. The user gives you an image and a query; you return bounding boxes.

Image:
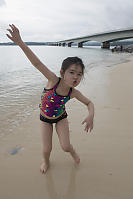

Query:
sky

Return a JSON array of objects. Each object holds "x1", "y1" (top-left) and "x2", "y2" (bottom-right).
[{"x1": 0, "y1": 0, "x2": 133, "y2": 42}]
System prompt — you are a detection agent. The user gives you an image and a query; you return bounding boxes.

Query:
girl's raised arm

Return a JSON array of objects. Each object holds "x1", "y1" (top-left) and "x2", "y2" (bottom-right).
[{"x1": 6, "y1": 24, "x2": 57, "y2": 81}]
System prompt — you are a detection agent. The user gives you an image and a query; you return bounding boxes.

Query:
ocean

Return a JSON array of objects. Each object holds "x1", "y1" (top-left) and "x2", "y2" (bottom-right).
[{"x1": 0, "y1": 45, "x2": 131, "y2": 138}]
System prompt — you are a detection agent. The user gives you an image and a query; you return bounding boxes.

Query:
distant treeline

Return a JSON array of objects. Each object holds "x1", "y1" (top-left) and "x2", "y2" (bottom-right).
[
  {"x1": 1, "y1": 40, "x2": 133, "y2": 46},
  {"x1": 0, "y1": 42, "x2": 57, "y2": 46}
]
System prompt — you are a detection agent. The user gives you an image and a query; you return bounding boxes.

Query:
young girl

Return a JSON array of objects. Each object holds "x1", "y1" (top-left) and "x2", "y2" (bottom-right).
[{"x1": 6, "y1": 24, "x2": 94, "y2": 174}]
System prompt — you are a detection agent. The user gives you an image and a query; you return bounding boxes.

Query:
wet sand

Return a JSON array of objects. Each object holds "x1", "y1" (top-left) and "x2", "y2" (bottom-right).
[{"x1": 0, "y1": 57, "x2": 133, "y2": 199}]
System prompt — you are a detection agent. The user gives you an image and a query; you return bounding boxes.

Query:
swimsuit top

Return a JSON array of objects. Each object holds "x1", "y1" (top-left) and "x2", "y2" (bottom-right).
[{"x1": 39, "y1": 77, "x2": 72, "y2": 118}]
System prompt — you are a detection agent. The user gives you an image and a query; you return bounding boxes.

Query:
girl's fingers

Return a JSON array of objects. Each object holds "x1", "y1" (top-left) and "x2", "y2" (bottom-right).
[
  {"x1": 11, "y1": 24, "x2": 18, "y2": 32},
  {"x1": 7, "y1": 29, "x2": 13, "y2": 34},
  {"x1": 82, "y1": 120, "x2": 93, "y2": 133},
  {"x1": 9, "y1": 24, "x2": 14, "y2": 30},
  {"x1": 11, "y1": 24, "x2": 15, "y2": 31},
  {"x1": 90, "y1": 125, "x2": 93, "y2": 132},
  {"x1": 82, "y1": 121, "x2": 85, "y2": 125},
  {"x1": 85, "y1": 124, "x2": 93, "y2": 133},
  {"x1": 9, "y1": 24, "x2": 17, "y2": 32},
  {"x1": 6, "y1": 34, "x2": 13, "y2": 40},
  {"x1": 12, "y1": 24, "x2": 17, "y2": 30},
  {"x1": 85, "y1": 125, "x2": 89, "y2": 132}
]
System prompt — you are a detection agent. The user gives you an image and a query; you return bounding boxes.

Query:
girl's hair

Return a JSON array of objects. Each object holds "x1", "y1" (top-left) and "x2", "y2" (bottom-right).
[{"x1": 61, "y1": 57, "x2": 85, "y2": 74}]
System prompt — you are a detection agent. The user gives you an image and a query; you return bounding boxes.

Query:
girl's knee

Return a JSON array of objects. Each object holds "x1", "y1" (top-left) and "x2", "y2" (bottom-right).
[{"x1": 61, "y1": 144, "x2": 71, "y2": 152}]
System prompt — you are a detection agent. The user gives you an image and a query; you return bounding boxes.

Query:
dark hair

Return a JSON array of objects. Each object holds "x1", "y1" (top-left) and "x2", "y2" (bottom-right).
[{"x1": 61, "y1": 57, "x2": 85, "y2": 74}]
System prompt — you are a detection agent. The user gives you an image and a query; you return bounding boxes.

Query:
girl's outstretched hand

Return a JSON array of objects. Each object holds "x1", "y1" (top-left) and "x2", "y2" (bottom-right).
[
  {"x1": 82, "y1": 115, "x2": 94, "y2": 133},
  {"x1": 6, "y1": 24, "x2": 22, "y2": 45}
]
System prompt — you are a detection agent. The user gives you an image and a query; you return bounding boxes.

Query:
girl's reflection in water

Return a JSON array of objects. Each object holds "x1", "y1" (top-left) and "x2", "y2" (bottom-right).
[{"x1": 44, "y1": 164, "x2": 79, "y2": 199}]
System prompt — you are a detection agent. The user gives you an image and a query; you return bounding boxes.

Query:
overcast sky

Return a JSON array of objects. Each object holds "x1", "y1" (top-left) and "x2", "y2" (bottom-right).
[{"x1": 0, "y1": 0, "x2": 133, "y2": 42}]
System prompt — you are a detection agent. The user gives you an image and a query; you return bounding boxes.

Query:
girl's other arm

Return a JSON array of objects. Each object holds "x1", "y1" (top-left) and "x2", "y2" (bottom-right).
[
  {"x1": 72, "y1": 89, "x2": 94, "y2": 132},
  {"x1": 6, "y1": 24, "x2": 57, "y2": 81}
]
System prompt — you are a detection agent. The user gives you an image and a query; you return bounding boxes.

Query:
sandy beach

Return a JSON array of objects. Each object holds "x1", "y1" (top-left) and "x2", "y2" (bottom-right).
[{"x1": 0, "y1": 56, "x2": 133, "y2": 199}]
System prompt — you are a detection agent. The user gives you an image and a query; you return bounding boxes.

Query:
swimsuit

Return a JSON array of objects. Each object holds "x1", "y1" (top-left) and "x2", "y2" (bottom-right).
[
  {"x1": 39, "y1": 77, "x2": 72, "y2": 124},
  {"x1": 40, "y1": 111, "x2": 68, "y2": 124}
]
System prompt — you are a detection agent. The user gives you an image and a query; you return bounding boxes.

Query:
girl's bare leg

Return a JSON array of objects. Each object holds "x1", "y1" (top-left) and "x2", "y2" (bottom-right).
[
  {"x1": 40, "y1": 121, "x2": 53, "y2": 174},
  {"x1": 55, "y1": 118, "x2": 80, "y2": 164}
]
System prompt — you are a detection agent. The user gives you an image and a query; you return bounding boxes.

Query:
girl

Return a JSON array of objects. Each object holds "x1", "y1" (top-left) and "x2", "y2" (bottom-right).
[{"x1": 6, "y1": 24, "x2": 94, "y2": 174}]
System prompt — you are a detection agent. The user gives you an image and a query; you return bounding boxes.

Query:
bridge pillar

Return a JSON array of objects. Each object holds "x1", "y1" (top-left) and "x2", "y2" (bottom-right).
[
  {"x1": 62, "y1": 43, "x2": 66, "y2": 47},
  {"x1": 101, "y1": 41, "x2": 110, "y2": 49},
  {"x1": 68, "y1": 42, "x2": 72, "y2": 47},
  {"x1": 78, "y1": 42, "x2": 83, "y2": 48}
]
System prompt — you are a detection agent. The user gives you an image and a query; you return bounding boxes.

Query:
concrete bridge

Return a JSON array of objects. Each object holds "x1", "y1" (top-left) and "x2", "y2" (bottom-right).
[{"x1": 57, "y1": 28, "x2": 133, "y2": 49}]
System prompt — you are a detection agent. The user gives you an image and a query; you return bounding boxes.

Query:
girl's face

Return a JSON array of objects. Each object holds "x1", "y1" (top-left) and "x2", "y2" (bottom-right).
[{"x1": 61, "y1": 64, "x2": 83, "y2": 88}]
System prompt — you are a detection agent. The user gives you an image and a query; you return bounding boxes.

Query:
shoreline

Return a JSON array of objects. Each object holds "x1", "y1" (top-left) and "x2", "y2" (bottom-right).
[{"x1": 0, "y1": 55, "x2": 133, "y2": 198}]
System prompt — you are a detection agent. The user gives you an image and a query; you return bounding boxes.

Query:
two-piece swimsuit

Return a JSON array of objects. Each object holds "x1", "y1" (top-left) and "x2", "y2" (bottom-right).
[{"x1": 39, "y1": 77, "x2": 72, "y2": 124}]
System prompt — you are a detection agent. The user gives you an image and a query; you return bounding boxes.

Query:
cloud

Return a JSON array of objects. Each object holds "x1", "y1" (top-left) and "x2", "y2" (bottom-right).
[
  {"x1": 103, "y1": 0, "x2": 133, "y2": 30},
  {"x1": 0, "y1": 0, "x2": 6, "y2": 6},
  {"x1": 0, "y1": 0, "x2": 133, "y2": 42}
]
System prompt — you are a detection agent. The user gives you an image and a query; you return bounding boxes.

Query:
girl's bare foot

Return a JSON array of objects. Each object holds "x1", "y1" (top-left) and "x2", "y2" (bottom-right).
[
  {"x1": 71, "y1": 150, "x2": 80, "y2": 164},
  {"x1": 40, "y1": 161, "x2": 49, "y2": 174}
]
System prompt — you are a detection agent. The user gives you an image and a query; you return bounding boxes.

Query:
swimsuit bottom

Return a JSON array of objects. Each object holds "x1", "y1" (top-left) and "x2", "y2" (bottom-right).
[{"x1": 40, "y1": 111, "x2": 68, "y2": 124}]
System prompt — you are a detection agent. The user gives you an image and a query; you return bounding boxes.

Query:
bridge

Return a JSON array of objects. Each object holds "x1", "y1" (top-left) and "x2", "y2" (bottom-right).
[{"x1": 57, "y1": 28, "x2": 133, "y2": 49}]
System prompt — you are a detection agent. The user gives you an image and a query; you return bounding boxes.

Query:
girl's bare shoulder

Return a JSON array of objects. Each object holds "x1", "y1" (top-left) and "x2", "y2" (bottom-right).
[
  {"x1": 70, "y1": 88, "x2": 79, "y2": 99},
  {"x1": 70, "y1": 88, "x2": 90, "y2": 105},
  {"x1": 45, "y1": 75, "x2": 59, "y2": 89}
]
